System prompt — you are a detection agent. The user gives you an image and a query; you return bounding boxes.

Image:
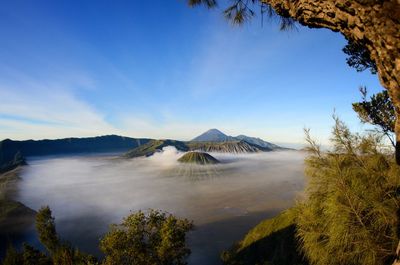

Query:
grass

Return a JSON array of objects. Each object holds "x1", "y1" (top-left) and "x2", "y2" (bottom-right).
[{"x1": 221, "y1": 207, "x2": 307, "y2": 265}]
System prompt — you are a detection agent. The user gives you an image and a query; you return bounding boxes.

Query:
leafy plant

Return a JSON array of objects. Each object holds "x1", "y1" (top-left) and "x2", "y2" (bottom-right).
[
  {"x1": 100, "y1": 210, "x2": 194, "y2": 265},
  {"x1": 352, "y1": 87, "x2": 396, "y2": 147},
  {"x1": 297, "y1": 117, "x2": 400, "y2": 265}
]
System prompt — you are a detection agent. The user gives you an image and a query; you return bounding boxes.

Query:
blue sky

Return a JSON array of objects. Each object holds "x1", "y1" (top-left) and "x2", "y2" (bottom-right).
[{"x1": 0, "y1": 0, "x2": 383, "y2": 145}]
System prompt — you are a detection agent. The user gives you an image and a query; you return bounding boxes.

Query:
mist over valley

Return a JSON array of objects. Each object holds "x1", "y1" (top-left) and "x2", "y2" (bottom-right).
[{"x1": 11, "y1": 143, "x2": 305, "y2": 264}]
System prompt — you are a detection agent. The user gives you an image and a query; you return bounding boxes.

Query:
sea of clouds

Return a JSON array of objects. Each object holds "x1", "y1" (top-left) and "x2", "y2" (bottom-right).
[{"x1": 16, "y1": 147, "x2": 306, "y2": 265}]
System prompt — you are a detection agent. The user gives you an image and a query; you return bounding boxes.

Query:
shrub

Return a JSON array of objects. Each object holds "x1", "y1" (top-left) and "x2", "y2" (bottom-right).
[
  {"x1": 100, "y1": 209, "x2": 194, "y2": 265},
  {"x1": 297, "y1": 117, "x2": 400, "y2": 265}
]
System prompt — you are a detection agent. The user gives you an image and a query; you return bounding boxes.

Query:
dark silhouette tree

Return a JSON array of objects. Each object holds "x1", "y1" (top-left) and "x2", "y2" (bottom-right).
[
  {"x1": 343, "y1": 39, "x2": 377, "y2": 74},
  {"x1": 188, "y1": 0, "x2": 400, "y2": 165},
  {"x1": 35, "y1": 206, "x2": 60, "y2": 254},
  {"x1": 353, "y1": 87, "x2": 396, "y2": 146},
  {"x1": 21, "y1": 244, "x2": 51, "y2": 265},
  {"x1": 1, "y1": 244, "x2": 51, "y2": 265},
  {"x1": 2, "y1": 245, "x2": 22, "y2": 265}
]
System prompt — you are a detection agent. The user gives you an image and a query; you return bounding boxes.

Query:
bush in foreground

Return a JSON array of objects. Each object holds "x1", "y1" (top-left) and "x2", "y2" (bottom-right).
[
  {"x1": 100, "y1": 210, "x2": 193, "y2": 265},
  {"x1": 3, "y1": 208, "x2": 193, "y2": 265},
  {"x1": 297, "y1": 117, "x2": 400, "y2": 265}
]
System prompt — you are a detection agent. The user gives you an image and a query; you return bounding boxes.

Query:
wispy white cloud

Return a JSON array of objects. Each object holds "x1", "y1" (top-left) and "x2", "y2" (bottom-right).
[
  {"x1": 116, "y1": 114, "x2": 211, "y2": 140},
  {"x1": 0, "y1": 71, "x2": 311, "y2": 144},
  {"x1": 0, "y1": 71, "x2": 121, "y2": 140}
]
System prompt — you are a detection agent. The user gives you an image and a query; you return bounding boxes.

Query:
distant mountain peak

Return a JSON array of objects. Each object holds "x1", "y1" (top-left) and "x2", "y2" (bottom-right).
[
  {"x1": 191, "y1": 129, "x2": 234, "y2": 142},
  {"x1": 207, "y1": 128, "x2": 225, "y2": 134},
  {"x1": 199, "y1": 128, "x2": 227, "y2": 137}
]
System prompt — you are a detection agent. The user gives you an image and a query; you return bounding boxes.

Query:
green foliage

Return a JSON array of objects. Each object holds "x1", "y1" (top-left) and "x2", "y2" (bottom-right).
[
  {"x1": 343, "y1": 39, "x2": 377, "y2": 74},
  {"x1": 187, "y1": 0, "x2": 295, "y2": 29},
  {"x1": 2, "y1": 208, "x2": 192, "y2": 265},
  {"x1": 187, "y1": 0, "x2": 216, "y2": 8},
  {"x1": 352, "y1": 87, "x2": 396, "y2": 146},
  {"x1": 223, "y1": 114, "x2": 400, "y2": 265},
  {"x1": 35, "y1": 206, "x2": 60, "y2": 254},
  {"x1": 2, "y1": 244, "x2": 51, "y2": 265},
  {"x1": 34, "y1": 206, "x2": 97, "y2": 265},
  {"x1": 221, "y1": 208, "x2": 307, "y2": 265},
  {"x1": 51, "y1": 246, "x2": 97, "y2": 265},
  {"x1": 21, "y1": 244, "x2": 52, "y2": 265},
  {"x1": 2, "y1": 243, "x2": 96, "y2": 265},
  {"x1": 297, "y1": 117, "x2": 400, "y2": 265},
  {"x1": 100, "y1": 210, "x2": 193, "y2": 265},
  {"x1": 223, "y1": 0, "x2": 256, "y2": 25}
]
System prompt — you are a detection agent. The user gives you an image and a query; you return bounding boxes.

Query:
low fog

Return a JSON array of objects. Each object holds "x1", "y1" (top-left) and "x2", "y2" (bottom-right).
[{"x1": 16, "y1": 147, "x2": 305, "y2": 265}]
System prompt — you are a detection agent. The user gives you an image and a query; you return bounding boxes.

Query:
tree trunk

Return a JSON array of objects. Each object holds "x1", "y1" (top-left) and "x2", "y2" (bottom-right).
[
  {"x1": 259, "y1": 0, "x2": 400, "y2": 262},
  {"x1": 262, "y1": 0, "x2": 400, "y2": 163},
  {"x1": 397, "y1": 118, "x2": 400, "y2": 164}
]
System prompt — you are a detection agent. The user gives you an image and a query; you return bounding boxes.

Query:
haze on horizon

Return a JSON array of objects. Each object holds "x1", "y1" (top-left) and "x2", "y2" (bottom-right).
[{"x1": 0, "y1": 0, "x2": 383, "y2": 145}]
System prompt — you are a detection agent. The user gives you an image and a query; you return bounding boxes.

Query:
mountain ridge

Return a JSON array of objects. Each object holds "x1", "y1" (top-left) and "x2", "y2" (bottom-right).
[
  {"x1": 0, "y1": 130, "x2": 290, "y2": 172},
  {"x1": 123, "y1": 139, "x2": 189, "y2": 158},
  {"x1": 187, "y1": 140, "x2": 271, "y2": 153},
  {"x1": 124, "y1": 139, "x2": 274, "y2": 158},
  {"x1": 191, "y1": 129, "x2": 285, "y2": 150},
  {"x1": 0, "y1": 135, "x2": 152, "y2": 173}
]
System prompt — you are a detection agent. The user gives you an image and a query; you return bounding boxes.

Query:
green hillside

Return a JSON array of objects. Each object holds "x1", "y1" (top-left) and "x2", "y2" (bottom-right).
[
  {"x1": 124, "y1": 139, "x2": 189, "y2": 158},
  {"x1": 0, "y1": 135, "x2": 151, "y2": 173},
  {"x1": 221, "y1": 208, "x2": 307, "y2": 265}
]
